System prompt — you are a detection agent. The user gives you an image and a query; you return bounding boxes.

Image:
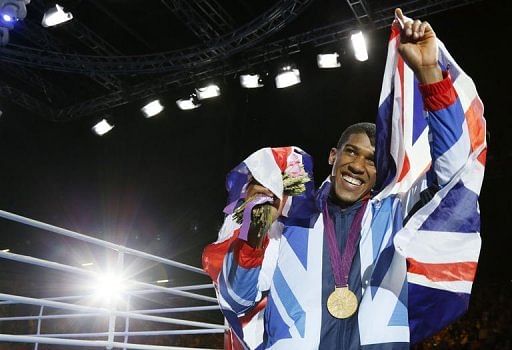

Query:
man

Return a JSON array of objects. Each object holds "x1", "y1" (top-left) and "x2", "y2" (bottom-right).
[{"x1": 203, "y1": 8, "x2": 486, "y2": 349}]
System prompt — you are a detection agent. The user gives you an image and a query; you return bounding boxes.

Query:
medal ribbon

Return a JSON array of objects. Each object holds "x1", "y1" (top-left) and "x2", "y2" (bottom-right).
[{"x1": 322, "y1": 199, "x2": 368, "y2": 288}]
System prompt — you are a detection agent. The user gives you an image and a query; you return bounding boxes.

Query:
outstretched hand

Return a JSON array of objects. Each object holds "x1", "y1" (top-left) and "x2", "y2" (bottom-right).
[{"x1": 395, "y1": 8, "x2": 443, "y2": 84}]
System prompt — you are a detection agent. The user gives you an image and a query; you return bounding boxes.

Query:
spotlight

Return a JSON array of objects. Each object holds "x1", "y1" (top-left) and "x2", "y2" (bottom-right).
[
  {"x1": 0, "y1": 0, "x2": 29, "y2": 23},
  {"x1": 317, "y1": 53, "x2": 340, "y2": 68},
  {"x1": 41, "y1": 4, "x2": 73, "y2": 27},
  {"x1": 141, "y1": 99, "x2": 164, "y2": 118},
  {"x1": 93, "y1": 272, "x2": 126, "y2": 302},
  {"x1": 92, "y1": 119, "x2": 114, "y2": 136},
  {"x1": 176, "y1": 94, "x2": 200, "y2": 110},
  {"x1": 275, "y1": 64, "x2": 301, "y2": 89},
  {"x1": 195, "y1": 84, "x2": 220, "y2": 100},
  {"x1": 240, "y1": 74, "x2": 264, "y2": 88},
  {"x1": 0, "y1": 0, "x2": 30, "y2": 45},
  {"x1": 351, "y1": 31, "x2": 368, "y2": 62}
]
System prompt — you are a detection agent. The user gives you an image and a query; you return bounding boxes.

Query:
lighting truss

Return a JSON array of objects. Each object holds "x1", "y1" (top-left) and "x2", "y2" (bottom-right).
[
  {"x1": 346, "y1": 0, "x2": 373, "y2": 26},
  {"x1": 0, "y1": 0, "x2": 314, "y2": 74},
  {"x1": 162, "y1": 0, "x2": 235, "y2": 42},
  {"x1": 0, "y1": 0, "x2": 483, "y2": 120}
]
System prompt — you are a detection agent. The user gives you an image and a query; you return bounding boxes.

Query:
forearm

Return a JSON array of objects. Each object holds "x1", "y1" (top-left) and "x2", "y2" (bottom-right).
[
  {"x1": 415, "y1": 64, "x2": 443, "y2": 85},
  {"x1": 420, "y1": 71, "x2": 469, "y2": 185}
]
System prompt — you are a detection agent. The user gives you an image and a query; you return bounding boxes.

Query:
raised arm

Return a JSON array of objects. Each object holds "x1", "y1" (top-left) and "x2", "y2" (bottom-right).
[
  {"x1": 396, "y1": 8, "x2": 483, "y2": 187},
  {"x1": 395, "y1": 8, "x2": 442, "y2": 85},
  {"x1": 392, "y1": 9, "x2": 486, "y2": 343}
]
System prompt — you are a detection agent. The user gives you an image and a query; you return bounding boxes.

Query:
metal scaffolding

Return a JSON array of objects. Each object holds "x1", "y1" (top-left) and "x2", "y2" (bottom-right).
[
  {"x1": 162, "y1": 0, "x2": 236, "y2": 42},
  {"x1": 0, "y1": 0, "x2": 314, "y2": 74},
  {"x1": 0, "y1": 0, "x2": 482, "y2": 120}
]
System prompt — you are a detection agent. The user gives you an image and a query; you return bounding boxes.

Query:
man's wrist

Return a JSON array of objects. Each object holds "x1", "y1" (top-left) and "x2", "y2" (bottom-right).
[
  {"x1": 415, "y1": 65, "x2": 443, "y2": 84},
  {"x1": 418, "y1": 71, "x2": 457, "y2": 111}
]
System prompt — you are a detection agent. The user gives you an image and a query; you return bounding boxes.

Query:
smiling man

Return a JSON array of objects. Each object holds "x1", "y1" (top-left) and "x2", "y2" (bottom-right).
[
  {"x1": 203, "y1": 8, "x2": 486, "y2": 350},
  {"x1": 329, "y1": 123, "x2": 377, "y2": 207}
]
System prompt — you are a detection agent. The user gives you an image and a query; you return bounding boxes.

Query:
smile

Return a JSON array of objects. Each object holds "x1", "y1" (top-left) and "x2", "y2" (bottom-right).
[{"x1": 342, "y1": 175, "x2": 363, "y2": 186}]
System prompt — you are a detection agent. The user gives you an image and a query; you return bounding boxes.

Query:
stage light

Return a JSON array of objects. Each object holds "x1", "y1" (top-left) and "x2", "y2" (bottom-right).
[
  {"x1": 176, "y1": 95, "x2": 200, "y2": 110},
  {"x1": 351, "y1": 31, "x2": 368, "y2": 62},
  {"x1": 41, "y1": 4, "x2": 73, "y2": 27},
  {"x1": 156, "y1": 279, "x2": 169, "y2": 284},
  {"x1": 141, "y1": 99, "x2": 164, "y2": 118},
  {"x1": 91, "y1": 119, "x2": 114, "y2": 136},
  {"x1": 240, "y1": 74, "x2": 264, "y2": 88},
  {"x1": 1, "y1": 4, "x2": 17, "y2": 23},
  {"x1": 317, "y1": 53, "x2": 340, "y2": 68},
  {"x1": 93, "y1": 272, "x2": 126, "y2": 302},
  {"x1": 195, "y1": 84, "x2": 220, "y2": 100},
  {"x1": 275, "y1": 64, "x2": 301, "y2": 89},
  {"x1": 81, "y1": 262, "x2": 94, "y2": 267},
  {"x1": 0, "y1": 0, "x2": 29, "y2": 45},
  {"x1": 0, "y1": 0, "x2": 29, "y2": 23},
  {"x1": 1, "y1": 249, "x2": 9, "y2": 252}
]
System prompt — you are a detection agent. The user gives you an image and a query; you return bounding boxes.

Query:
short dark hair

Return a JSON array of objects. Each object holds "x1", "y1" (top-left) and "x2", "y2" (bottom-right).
[{"x1": 336, "y1": 122, "x2": 376, "y2": 149}]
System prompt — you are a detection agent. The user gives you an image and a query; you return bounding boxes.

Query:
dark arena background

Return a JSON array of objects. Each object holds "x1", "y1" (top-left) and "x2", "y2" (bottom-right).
[{"x1": 0, "y1": 0, "x2": 510, "y2": 349}]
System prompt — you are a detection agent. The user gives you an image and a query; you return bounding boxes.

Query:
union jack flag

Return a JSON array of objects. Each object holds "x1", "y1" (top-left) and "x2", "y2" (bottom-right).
[
  {"x1": 202, "y1": 15, "x2": 486, "y2": 348},
  {"x1": 376, "y1": 20, "x2": 487, "y2": 344}
]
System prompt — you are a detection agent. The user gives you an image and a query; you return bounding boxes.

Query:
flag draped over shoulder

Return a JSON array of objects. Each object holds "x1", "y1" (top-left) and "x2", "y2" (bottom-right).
[
  {"x1": 202, "y1": 147, "x2": 315, "y2": 349},
  {"x1": 374, "y1": 19, "x2": 486, "y2": 343}
]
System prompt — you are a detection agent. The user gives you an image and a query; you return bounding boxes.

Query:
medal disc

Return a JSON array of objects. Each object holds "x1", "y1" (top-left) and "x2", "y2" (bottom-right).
[{"x1": 327, "y1": 287, "x2": 358, "y2": 319}]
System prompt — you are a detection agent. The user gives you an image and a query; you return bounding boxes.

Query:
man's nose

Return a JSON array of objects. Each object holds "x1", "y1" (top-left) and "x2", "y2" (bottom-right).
[{"x1": 348, "y1": 156, "x2": 365, "y2": 174}]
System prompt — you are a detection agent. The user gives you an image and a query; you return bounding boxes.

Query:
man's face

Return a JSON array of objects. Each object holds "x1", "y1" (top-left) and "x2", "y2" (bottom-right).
[{"x1": 328, "y1": 133, "x2": 377, "y2": 206}]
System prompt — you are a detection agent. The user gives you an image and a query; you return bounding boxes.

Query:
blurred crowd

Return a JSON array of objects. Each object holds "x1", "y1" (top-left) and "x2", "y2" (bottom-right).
[{"x1": 413, "y1": 282, "x2": 511, "y2": 350}]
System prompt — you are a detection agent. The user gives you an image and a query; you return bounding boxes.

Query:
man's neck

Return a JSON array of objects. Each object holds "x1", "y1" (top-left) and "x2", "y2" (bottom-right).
[{"x1": 328, "y1": 192, "x2": 364, "y2": 211}]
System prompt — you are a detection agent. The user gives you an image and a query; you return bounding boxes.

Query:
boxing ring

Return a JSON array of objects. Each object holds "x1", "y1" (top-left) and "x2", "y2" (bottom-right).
[{"x1": 0, "y1": 209, "x2": 226, "y2": 349}]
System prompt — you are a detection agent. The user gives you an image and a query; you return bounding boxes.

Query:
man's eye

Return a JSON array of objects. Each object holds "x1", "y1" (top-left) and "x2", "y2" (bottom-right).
[{"x1": 367, "y1": 159, "x2": 375, "y2": 166}]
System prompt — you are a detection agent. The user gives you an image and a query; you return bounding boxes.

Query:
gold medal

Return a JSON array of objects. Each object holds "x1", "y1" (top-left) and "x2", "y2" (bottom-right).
[{"x1": 326, "y1": 287, "x2": 358, "y2": 319}]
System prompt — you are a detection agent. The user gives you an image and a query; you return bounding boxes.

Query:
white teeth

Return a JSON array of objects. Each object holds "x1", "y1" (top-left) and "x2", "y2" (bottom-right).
[{"x1": 342, "y1": 175, "x2": 362, "y2": 186}]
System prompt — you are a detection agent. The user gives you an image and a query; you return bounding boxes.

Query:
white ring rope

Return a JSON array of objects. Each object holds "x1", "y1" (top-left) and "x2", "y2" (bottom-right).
[
  {"x1": 0, "y1": 334, "x2": 219, "y2": 350},
  {"x1": 0, "y1": 250, "x2": 216, "y2": 303},
  {"x1": 0, "y1": 284, "x2": 215, "y2": 306},
  {"x1": 0, "y1": 293, "x2": 226, "y2": 329},
  {"x1": 0, "y1": 209, "x2": 206, "y2": 274},
  {"x1": 0, "y1": 306, "x2": 221, "y2": 322},
  {"x1": 0, "y1": 208, "x2": 225, "y2": 349},
  {"x1": 24, "y1": 329, "x2": 226, "y2": 338}
]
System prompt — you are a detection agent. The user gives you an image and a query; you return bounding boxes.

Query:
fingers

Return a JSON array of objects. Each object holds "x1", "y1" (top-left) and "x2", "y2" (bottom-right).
[
  {"x1": 411, "y1": 20, "x2": 422, "y2": 39},
  {"x1": 403, "y1": 20, "x2": 413, "y2": 38},
  {"x1": 402, "y1": 20, "x2": 420, "y2": 39},
  {"x1": 397, "y1": 10, "x2": 431, "y2": 42},
  {"x1": 395, "y1": 8, "x2": 404, "y2": 24},
  {"x1": 418, "y1": 22, "x2": 427, "y2": 37}
]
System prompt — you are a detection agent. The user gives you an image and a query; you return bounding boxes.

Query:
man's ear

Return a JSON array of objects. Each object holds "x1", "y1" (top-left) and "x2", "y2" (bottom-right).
[{"x1": 328, "y1": 147, "x2": 338, "y2": 165}]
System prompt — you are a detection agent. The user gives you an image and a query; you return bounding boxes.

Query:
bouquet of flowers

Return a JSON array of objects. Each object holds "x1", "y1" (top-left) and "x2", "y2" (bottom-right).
[{"x1": 232, "y1": 154, "x2": 311, "y2": 236}]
